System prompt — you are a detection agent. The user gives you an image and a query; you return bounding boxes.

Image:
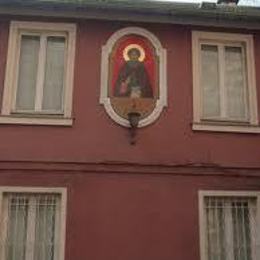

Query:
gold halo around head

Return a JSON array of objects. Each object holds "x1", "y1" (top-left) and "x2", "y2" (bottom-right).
[{"x1": 123, "y1": 44, "x2": 145, "y2": 62}]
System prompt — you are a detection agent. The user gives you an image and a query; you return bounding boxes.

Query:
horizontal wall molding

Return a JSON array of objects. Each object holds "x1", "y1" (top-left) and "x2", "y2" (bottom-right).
[{"x1": 0, "y1": 160, "x2": 259, "y2": 178}]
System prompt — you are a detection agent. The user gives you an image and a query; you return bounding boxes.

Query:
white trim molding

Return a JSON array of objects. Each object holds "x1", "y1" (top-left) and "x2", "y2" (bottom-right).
[
  {"x1": 193, "y1": 123, "x2": 260, "y2": 134},
  {"x1": 192, "y1": 31, "x2": 259, "y2": 134},
  {"x1": 0, "y1": 186, "x2": 67, "y2": 260},
  {"x1": 1, "y1": 21, "x2": 76, "y2": 126},
  {"x1": 100, "y1": 27, "x2": 167, "y2": 127},
  {"x1": 0, "y1": 116, "x2": 73, "y2": 126}
]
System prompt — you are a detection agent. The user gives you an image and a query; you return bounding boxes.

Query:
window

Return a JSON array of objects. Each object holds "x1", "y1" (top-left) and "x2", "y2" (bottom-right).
[
  {"x1": 1, "y1": 21, "x2": 76, "y2": 125},
  {"x1": 199, "y1": 191, "x2": 260, "y2": 260},
  {"x1": 0, "y1": 187, "x2": 67, "y2": 260},
  {"x1": 192, "y1": 32, "x2": 259, "y2": 133}
]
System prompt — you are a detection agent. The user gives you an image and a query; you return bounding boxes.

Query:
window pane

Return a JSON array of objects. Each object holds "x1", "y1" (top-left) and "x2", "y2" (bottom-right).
[
  {"x1": 34, "y1": 195, "x2": 59, "y2": 260},
  {"x1": 201, "y1": 45, "x2": 220, "y2": 118},
  {"x1": 16, "y1": 35, "x2": 40, "y2": 111},
  {"x1": 205, "y1": 197, "x2": 226, "y2": 260},
  {"x1": 5, "y1": 195, "x2": 28, "y2": 260},
  {"x1": 42, "y1": 36, "x2": 65, "y2": 112},
  {"x1": 225, "y1": 46, "x2": 248, "y2": 120},
  {"x1": 232, "y1": 200, "x2": 256, "y2": 260}
]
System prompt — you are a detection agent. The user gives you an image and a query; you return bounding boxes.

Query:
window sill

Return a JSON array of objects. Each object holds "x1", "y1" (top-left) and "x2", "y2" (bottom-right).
[
  {"x1": 0, "y1": 116, "x2": 73, "y2": 126},
  {"x1": 192, "y1": 122, "x2": 260, "y2": 134}
]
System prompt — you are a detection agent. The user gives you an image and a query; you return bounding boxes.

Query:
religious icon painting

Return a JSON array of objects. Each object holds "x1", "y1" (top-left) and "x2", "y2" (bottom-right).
[{"x1": 100, "y1": 27, "x2": 167, "y2": 127}]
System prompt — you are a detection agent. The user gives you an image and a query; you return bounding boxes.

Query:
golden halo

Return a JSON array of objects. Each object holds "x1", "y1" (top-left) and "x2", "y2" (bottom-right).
[{"x1": 123, "y1": 44, "x2": 145, "y2": 62}]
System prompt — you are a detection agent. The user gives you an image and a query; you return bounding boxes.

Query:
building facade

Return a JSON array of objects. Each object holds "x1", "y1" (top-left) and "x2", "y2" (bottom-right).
[{"x1": 0, "y1": 1, "x2": 259, "y2": 260}]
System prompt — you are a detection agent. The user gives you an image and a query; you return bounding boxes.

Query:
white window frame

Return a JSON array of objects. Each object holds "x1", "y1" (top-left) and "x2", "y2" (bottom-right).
[
  {"x1": 0, "y1": 186, "x2": 67, "y2": 260},
  {"x1": 192, "y1": 31, "x2": 259, "y2": 134},
  {"x1": 199, "y1": 190, "x2": 260, "y2": 260},
  {"x1": 0, "y1": 21, "x2": 76, "y2": 126}
]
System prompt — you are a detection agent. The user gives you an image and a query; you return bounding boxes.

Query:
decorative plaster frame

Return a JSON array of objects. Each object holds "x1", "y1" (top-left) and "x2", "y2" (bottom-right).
[{"x1": 100, "y1": 27, "x2": 167, "y2": 127}]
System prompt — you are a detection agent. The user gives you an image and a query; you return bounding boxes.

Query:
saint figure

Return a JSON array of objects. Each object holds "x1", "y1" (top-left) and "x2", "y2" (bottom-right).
[{"x1": 113, "y1": 47, "x2": 153, "y2": 98}]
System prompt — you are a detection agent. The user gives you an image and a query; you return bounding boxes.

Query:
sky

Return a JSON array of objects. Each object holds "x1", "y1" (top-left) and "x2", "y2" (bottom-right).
[{"x1": 157, "y1": 0, "x2": 260, "y2": 6}]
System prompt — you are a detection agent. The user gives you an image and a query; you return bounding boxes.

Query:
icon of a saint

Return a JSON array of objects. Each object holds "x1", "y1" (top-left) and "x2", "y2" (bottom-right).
[{"x1": 113, "y1": 44, "x2": 153, "y2": 98}]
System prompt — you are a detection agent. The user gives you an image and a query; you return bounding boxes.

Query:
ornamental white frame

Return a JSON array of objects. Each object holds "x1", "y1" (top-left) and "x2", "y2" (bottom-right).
[
  {"x1": 100, "y1": 27, "x2": 167, "y2": 127},
  {"x1": 0, "y1": 21, "x2": 76, "y2": 126},
  {"x1": 0, "y1": 186, "x2": 67, "y2": 260},
  {"x1": 198, "y1": 190, "x2": 260, "y2": 260},
  {"x1": 192, "y1": 31, "x2": 259, "y2": 134}
]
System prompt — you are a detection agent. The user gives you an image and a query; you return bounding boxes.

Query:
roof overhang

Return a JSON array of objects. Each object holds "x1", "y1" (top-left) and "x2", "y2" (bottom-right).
[{"x1": 0, "y1": 0, "x2": 260, "y2": 29}]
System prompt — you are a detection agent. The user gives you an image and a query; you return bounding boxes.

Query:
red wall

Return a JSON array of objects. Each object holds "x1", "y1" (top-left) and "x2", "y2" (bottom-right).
[
  {"x1": 0, "y1": 19, "x2": 258, "y2": 168},
  {"x1": 0, "y1": 16, "x2": 259, "y2": 260},
  {"x1": 0, "y1": 169, "x2": 259, "y2": 260}
]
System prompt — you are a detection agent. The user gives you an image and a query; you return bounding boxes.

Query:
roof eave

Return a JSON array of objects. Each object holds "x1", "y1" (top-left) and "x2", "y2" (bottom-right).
[{"x1": 0, "y1": 1, "x2": 260, "y2": 29}]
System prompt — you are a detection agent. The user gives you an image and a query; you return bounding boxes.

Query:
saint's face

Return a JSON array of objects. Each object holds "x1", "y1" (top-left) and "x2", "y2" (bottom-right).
[{"x1": 128, "y1": 49, "x2": 141, "y2": 61}]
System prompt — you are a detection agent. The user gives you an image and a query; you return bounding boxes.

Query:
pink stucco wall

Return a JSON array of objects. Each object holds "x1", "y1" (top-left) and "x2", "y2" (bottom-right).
[
  {"x1": 0, "y1": 19, "x2": 258, "y2": 167},
  {"x1": 0, "y1": 17, "x2": 259, "y2": 260}
]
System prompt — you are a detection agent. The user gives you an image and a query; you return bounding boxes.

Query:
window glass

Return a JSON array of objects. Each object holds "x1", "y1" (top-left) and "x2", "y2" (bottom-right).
[
  {"x1": 225, "y1": 46, "x2": 248, "y2": 120},
  {"x1": 6, "y1": 195, "x2": 28, "y2": 260},
  {"x1": 16, "y1": 35, "x2": 40, "y2": 111},
  {"x1": 232, "y1": 200, "x2": 252, "y2": 260},
  {"x1": 201, "y1": 44, "x2": 220, "y2": 118},
  {"x1": 42, "y1": 36, "x2": 65, "y2": 112},
  {"x1": 34, "y1": 195, "x2": 58, "y2": 260},
  {"x1": 205, "y1": 197, "x2": 226, "y2": 260}
]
